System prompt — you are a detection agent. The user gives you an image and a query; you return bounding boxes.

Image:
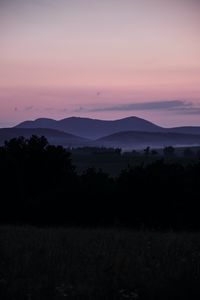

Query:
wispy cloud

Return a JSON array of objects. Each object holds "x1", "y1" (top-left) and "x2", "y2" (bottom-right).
[
  {"x1": 20, "y1": 100, "x2": 200, "y2": 116},
  {"x1": 25, "y1": 106, "x2": 34, "y2": 111},
  {"x1": 85, "y1": 100, "x2": 200, "y2": 115},
  {"x1": 23, "y1": 106, "x2": 68, "y2": 113},
  {"x1": 172, "y1": 107, "x2": 200, "y2": 115}
]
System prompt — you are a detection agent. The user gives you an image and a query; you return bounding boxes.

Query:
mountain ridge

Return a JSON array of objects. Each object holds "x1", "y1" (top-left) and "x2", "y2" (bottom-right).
[
  {"x1": 15, "y1": 116, "x2": 164, "y2": 139},
  {"x1": 0, "y1": 128, "x2": 90, "y2": 147},
  {"x1": 15, "y1": 116, "x2": 200, "y2": 139},
  {"x1": 0, "y1": 116, "x2": 196, "y2": 149}
]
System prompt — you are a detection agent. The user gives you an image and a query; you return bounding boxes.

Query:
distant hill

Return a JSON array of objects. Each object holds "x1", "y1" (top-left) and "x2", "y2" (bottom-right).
[
  {"x1": 0, "y1": 128, "x2": 89, "y2": 147},
  {"x1": 16, "y1": 116, "x2": 200, "y2": 139},
  {"x1": 8, "y1": 116, "x2": 200, "y2": 149},
  {"x1": 16, "y1": 116, "x2": 163, "y2": 139},
  {"x1": 168, "y1": 127, "x2": 200, "y2": 135},
  {"x1": 97, "y1": 131, "x2": 200, "y2": 149},
  {"x1": 1, "y1": 128, "x2": 200, "y2": 150}
]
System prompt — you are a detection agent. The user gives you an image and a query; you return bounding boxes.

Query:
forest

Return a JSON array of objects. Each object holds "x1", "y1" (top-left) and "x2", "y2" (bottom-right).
[{"x1": 1, "y1": 135, "x2": 200, "y2": 230}]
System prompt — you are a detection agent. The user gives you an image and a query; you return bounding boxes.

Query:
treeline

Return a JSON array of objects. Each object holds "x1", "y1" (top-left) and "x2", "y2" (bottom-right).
[
  {"x1": 69, "y1": 145, "x2": 200, "y2": 158},
  {"x1": 0, "y1": 136, "x2": 200, "y2": 230}
]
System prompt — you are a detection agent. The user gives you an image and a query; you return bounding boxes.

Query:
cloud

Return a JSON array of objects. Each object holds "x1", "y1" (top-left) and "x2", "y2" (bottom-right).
[
  {"x1": 88, "y1": 100, "x2": 194, "y2": 112},
  {"x1": 23, "y1": 106, "x2": 68, "y2": 113},
  {"x1": 17, "y1": 100, "x2": 200, "y2": 116},
  {"x1": 25, "y1": 106, "x2": 34, "y2": 111},
  {"x1": 172, "y1": 107, "x2": 200, "y2": 115}
]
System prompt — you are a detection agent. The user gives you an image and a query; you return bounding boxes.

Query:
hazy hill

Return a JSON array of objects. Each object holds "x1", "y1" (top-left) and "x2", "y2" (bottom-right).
[
  {"x1": 16, "y1": 116, "x2": 163, "y2": 139},
  {"x1": 16, "y1": 116, "x2": 200, "y2": 139},
  {"x1": 0, "y1": 128, "x2": 89, "y2": 147},
  {"x1": 168, "y1": 127, "x2": 200, "y2": 135},
  {"x1": 97, "y1": 131, "x2": 200, "y2": 149},
  {"x1": 7, "y1": 116, "x2": 200, "y2": 149}
]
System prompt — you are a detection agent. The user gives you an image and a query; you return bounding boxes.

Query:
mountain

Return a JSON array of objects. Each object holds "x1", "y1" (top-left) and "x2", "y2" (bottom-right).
[
  {"x1": 167, "y1": 127, "x2": 200, "y2": 135},
  {"x1": 0, "y1": 128, "x2": 89, "y2": 147},
  {"x1": 2, "y1": 128, "x2": 199, "y2": 149},
  {"x1": 16, "y1": 116, "x2": 163, "y2": 139},
  {"x1": 97, "y1": 131, "x2": 200, "y2": 149},
  {"x1": 16, "y1": 116, "x2": 200, "y2": 139},
  {"x1": 11, "y1": 116, "x2": 200, "y2": 149}
]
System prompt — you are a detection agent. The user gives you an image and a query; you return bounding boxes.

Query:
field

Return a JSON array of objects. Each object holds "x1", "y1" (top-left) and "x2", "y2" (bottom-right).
[
  {"x1": 1, "y1": 226, "x2": 200, "y2": 299},
  {"x1": 71, "y1": 148, "x2": 200, "y2": 176}
]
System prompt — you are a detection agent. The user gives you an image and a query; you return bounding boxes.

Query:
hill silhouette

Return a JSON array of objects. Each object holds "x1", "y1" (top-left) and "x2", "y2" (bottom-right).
[
  {"x1": 0, "y1": 116, "x2": 197, "y2": 149},
  {"x1": 168, "y1": 126, "x2": 200, "y2": 135},
  {"x1": 0, "y1": 128, "x2": 89, "y2": 147},
  {"x1": 97, "y1": 131, "x2": 200, "y2": 149},
  {"x1": 16, "y1": 116, "x2": 163, "y2": 139},
  {"x1": 16, "y1": 116, "x2": 200, "y2": 139}
]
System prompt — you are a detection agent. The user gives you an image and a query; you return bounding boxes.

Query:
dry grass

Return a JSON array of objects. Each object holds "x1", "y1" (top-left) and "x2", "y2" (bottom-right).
[{"x1": 1, "y1": 226, "x2": 200, "y2": 299}]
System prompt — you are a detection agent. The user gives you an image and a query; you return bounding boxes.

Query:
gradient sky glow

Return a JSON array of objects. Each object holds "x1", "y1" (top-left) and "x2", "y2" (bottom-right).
[{"x1": 0, "y1": 0, "x2": 200, "y2": 127}]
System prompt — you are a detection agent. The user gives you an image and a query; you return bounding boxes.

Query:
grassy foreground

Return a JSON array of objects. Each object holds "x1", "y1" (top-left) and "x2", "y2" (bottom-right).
[{"x1": 1, "y1": 226, "x2": 200, "y2": 299}]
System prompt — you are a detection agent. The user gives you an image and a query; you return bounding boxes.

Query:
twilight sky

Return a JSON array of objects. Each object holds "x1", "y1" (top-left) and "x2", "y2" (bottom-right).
[{"x1": 0, "y1": 0, "x2": 200, "y2": 127}]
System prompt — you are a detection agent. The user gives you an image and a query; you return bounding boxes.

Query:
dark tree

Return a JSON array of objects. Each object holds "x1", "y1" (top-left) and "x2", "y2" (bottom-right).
[
  {"x1": 144, "y1": 146, "x2": 150, "y2": 155},
  {"x1": 132, "y1": 149, "x2": 140, "y2": 155},
  {"x1": 163, "y1": 146, "x2": 175, "y2": 157},
  {"x1": 0, "y1": 135, "x2": 76, "y2": 224},
  {"x1": 183, "y1": 147, "x2": 194, "y2": 158},
  {"x1": 197, "y1": 149, "x2": 200, "y2": 159},
  {"x1": 151, "y1": 149, "x2": 158, "y2": 155},
  {"x1": 1, "y1": 135, "x2": 200, "y2": 229}
]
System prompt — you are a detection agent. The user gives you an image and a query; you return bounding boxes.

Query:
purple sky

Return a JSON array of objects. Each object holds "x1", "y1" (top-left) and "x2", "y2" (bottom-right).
[{"x1": 0, "y1": 0, "x2": 200, "y2": 127}]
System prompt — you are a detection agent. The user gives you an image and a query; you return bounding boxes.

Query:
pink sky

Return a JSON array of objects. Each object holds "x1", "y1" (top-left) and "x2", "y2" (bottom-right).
[{"x1": 0, "y1": 0, "x2": 200, "y2": 127}]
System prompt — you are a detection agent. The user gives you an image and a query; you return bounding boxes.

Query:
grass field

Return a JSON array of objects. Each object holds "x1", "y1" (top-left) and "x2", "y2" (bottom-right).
[{"x1": 1, "y1": 226, "x2": 200, "y2": 299}]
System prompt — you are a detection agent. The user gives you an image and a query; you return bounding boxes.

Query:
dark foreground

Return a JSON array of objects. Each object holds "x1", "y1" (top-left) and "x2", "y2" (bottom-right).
[
  {"x1": 1, "y1": 226, "x2": 200, "y2": 299},
  {"x1": 1, "y1": 136, "x2": 200, "y2": 230}
]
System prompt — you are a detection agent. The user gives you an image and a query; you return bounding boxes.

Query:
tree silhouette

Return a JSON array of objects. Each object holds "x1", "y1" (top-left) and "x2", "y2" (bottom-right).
[
  {"x1": 144, "y1": 146, "x2": 150, "y2": 155},
  {"x1": 1, "y1": 136, "x2": 200, "y2": 229},
  {"x1": 0, "y1": 135, "x2": 76, "y2": 224},
  {"x1": 151, "y1": 149, "x2": 158, "y2": 155},
  {"x1": 163, "y1": 146, "x2": 175, "y2": 157},
  {"x1": 183, "y1": 147, "x2": 194, "y2": 158},
  {"x1": 197, "y1": 149, "x2": 200, "y2": 159}
]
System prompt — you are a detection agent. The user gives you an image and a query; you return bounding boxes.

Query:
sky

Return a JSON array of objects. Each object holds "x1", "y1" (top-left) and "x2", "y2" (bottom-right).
[{"x1": 0, "y1": 0, "x2": 200, "y2": 127}]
